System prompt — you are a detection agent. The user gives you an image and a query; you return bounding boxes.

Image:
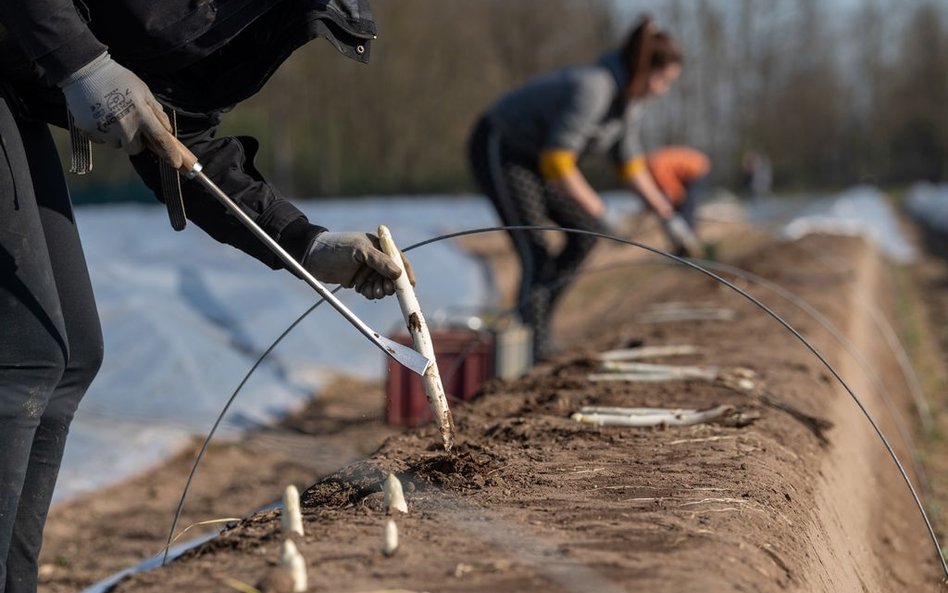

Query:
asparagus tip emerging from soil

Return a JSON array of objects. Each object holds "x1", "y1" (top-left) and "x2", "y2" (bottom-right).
[
  {"x1": 383, "y1": 473, "x2": 408, "y2": 514},
  {"x1": 383, "y1": 519, "x2": 399, "y2": 556},
  {"x1": 280, "y1": 540, "x2": 308, "y2": 593},
  {"x1": 281, "y1": 485, "x2": 304, "y2": 537}
]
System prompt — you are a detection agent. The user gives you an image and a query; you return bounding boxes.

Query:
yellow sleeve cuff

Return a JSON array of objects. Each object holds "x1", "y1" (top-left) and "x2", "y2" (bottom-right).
[
  {"x1": 617, "y1": 156, "x2": 647, "y2": 181},
  {"x1": 539, "y1": 149, "x2": 578, "y2": 181}
]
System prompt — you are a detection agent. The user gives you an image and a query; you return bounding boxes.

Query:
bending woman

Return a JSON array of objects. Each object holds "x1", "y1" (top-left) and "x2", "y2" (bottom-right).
[{"x1": 468, "y1": 18, "x2": 688, "y2": 360}]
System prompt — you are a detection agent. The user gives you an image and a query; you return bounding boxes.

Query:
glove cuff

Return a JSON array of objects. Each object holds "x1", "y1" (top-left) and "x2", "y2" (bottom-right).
[
  {"x1": 59, "y1": 51, "x2": 111, "y2": 88},
  {"x1": 280, "y1": 217, "x2": 327, "y2": 263}
]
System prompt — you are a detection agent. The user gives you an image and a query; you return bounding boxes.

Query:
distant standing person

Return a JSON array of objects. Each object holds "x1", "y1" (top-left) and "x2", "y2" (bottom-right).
[
  {"x1": 741, "y1": 150, "x2": 773, "y2": 200},
  {"x1": 646, "y1": 146, "x2": 711, "y2": 241},
  {"x1": 468, "y1": 17, "x2": 695, "y2": 360}
]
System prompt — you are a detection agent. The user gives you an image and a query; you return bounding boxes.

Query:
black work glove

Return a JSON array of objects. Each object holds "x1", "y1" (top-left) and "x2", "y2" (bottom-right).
[{"x1": 302, "y1": 232, "x2": 415, "y2": 300}]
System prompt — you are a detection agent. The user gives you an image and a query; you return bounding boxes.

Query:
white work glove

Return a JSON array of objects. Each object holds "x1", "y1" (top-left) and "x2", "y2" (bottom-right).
[
  {"x1": 303, "y1": 232, "x2": 414, "y2": 300},
  {"x1": 60, "y1": 52, "x2": 181, "y2": 165},
  {"x1": 596, "y1": 207, "x2": 625, "y2": 239},
  {"x1": 662, "y1": 214, "x2": 703, "y2": 258}
]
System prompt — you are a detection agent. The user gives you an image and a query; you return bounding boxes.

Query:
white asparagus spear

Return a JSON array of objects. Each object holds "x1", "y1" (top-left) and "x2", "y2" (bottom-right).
[
  {"x1": 377, "y1": 225, "x2": 455, "y2": 451},
  {"x1": 281, "y1": 485, "x2": 304, "y2": 537},
  {"x1": 280, "y1": 540, "x2": 308, "y2": 593},
  {"x1": 383, "y1": 473, "x2": 408, "y2": 514},
  {"x1": 571, "y1": 405, "x2": 737, "y2": 427},
  {"x1": 382, "y1": 519, "x2": 399, "y2": 556},
  {"x1": 599, "y1": 361, "x2": 720, "y2": 380},
  {"x1": 588, "y1": 373, "x2": 690, "y2": 383},
  {"x1": 578, "y1": 406, "x2": 696, "y2": 416},
  {"x1": 597, "y1": 345, "x2": 700, "y2": 362},
  {"x1": 636, "y1": 308, "x2": 736, "y2": 323}
]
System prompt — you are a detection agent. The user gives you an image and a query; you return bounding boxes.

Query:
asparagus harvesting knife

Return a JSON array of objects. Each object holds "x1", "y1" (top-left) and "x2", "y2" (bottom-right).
[{"x1": 157, "y1": 133, "x2": 432, "y2": 376}]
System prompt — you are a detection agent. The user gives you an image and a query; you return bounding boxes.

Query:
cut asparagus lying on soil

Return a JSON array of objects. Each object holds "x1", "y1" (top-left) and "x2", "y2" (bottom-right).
[
  {"x1": 572, "y1": 405, "x2": 752, "y2": 427},
  {"x1": 589, "y1": 361, "x2": 756, "y2": 385},
  {"x1": 579, "y1": 406, "x2": 697, "y2": 416},
  {"x1": 378, "y1": 224, "x2": 455, "y2": 451},
  {"x1": 593, "y1": 357, "x2": 830, "y2": 441},
  {"x1": 587, "y1": 373, "x2": 683, "y2": 383},
  {"x1": 636, "y1": 305, "x2": 737, "y2": 324},
  {"x1": 597, "y1": 345, "x2": 700, "y2": 362},
  {"x1": 383, "y1": 473, "x2": 408, "y2": 514},
  {"x1": 599, "y1": 361, "x2": 720, "y2": 381},
  {"x1": 382, "y1": 519, "x2": 399, "y2": 556},
  {"x1": 715, "y1": 370, "x2": 834, "y2": 443},
  {"x1": 281, "y1": 485, "x2": 304, "y2": 537},
  {"x1": 280, "y1": 540, "x2": 307, "y2": 593}
]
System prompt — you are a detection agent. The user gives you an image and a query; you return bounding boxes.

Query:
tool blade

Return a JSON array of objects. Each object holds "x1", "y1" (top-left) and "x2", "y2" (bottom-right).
[
  {"x1": 186, "y1": 168, "x2": 432, "y2": 375},
  {"x1": 375, "y1": 334, "x2": 432, "y2": 375}
]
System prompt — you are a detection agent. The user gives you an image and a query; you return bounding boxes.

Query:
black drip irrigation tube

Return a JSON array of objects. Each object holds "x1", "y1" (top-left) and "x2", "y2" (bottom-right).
[{"x1": 160, "y1": 225, "x2": 948, "y2": 580}]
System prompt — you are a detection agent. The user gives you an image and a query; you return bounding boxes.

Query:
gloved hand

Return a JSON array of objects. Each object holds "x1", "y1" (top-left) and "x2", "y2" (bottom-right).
[
  {"x1": 595, "y1": 211, "x2": 625, "y2": 239},
  {"x1": 60, "y1": 52, "x2": 185, "y2": 168},
  {"x1": 302, "y1": 232, "x2": 415, "y2": 300},
  {"x1": 662, "y1": 214, "x2": 703, "y2": 258}
]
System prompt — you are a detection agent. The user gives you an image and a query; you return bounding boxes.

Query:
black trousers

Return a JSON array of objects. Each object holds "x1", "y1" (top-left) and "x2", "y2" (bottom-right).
[
  {"x1": 0, "y1": 92, "x2": 103, "y2": 593},
  {"x1": 468, "y1": 117, "x2": 601, "y2": 360},
  {"x1": 678, "y1": 173, "x2": 709, "y2": 229}
]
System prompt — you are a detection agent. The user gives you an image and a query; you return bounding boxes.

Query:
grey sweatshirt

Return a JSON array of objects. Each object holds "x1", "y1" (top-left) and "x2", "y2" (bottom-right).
[{"x1": 486, "y1": 52, "x2": 645, "y2": 166}]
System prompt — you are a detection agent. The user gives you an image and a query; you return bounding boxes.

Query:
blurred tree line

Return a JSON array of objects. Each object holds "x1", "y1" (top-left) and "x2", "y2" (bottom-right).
[
  {"x1": 63, "y1": 0, "x2": 948, "y2": 199},
  {"x1": 622, "y1": 0, "x2": 948, "y2": 191},
  {"x1": 242, "y1": 0, "x2": 615, "y2": 196}
]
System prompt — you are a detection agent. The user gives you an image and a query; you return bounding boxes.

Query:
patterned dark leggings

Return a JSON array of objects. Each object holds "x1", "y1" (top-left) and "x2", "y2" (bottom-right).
[{"x1": 468, "y1": 117, "x2": 602, "y2": 360}]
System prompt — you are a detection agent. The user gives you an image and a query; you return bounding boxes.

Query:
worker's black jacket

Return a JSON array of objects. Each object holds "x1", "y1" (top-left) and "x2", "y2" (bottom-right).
[{"x1": 0, "y1": 0, "x2": 376, "y2": 269}]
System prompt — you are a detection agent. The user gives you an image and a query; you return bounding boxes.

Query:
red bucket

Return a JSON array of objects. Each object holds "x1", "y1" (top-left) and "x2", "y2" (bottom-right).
[{"x1": 385, "y1": 330, "x2": 494, "y2": 427}]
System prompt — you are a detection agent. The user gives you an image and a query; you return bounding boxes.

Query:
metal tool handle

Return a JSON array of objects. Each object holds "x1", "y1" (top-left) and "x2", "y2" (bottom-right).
[{"x1": 156, "y1": 133, "x2": 431, "y2": 375}]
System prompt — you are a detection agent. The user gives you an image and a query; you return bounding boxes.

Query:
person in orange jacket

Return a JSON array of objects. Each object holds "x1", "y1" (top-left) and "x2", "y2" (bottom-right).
[{"x1": 646, "y1": 146, "x2": 711, "y2": 235}]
